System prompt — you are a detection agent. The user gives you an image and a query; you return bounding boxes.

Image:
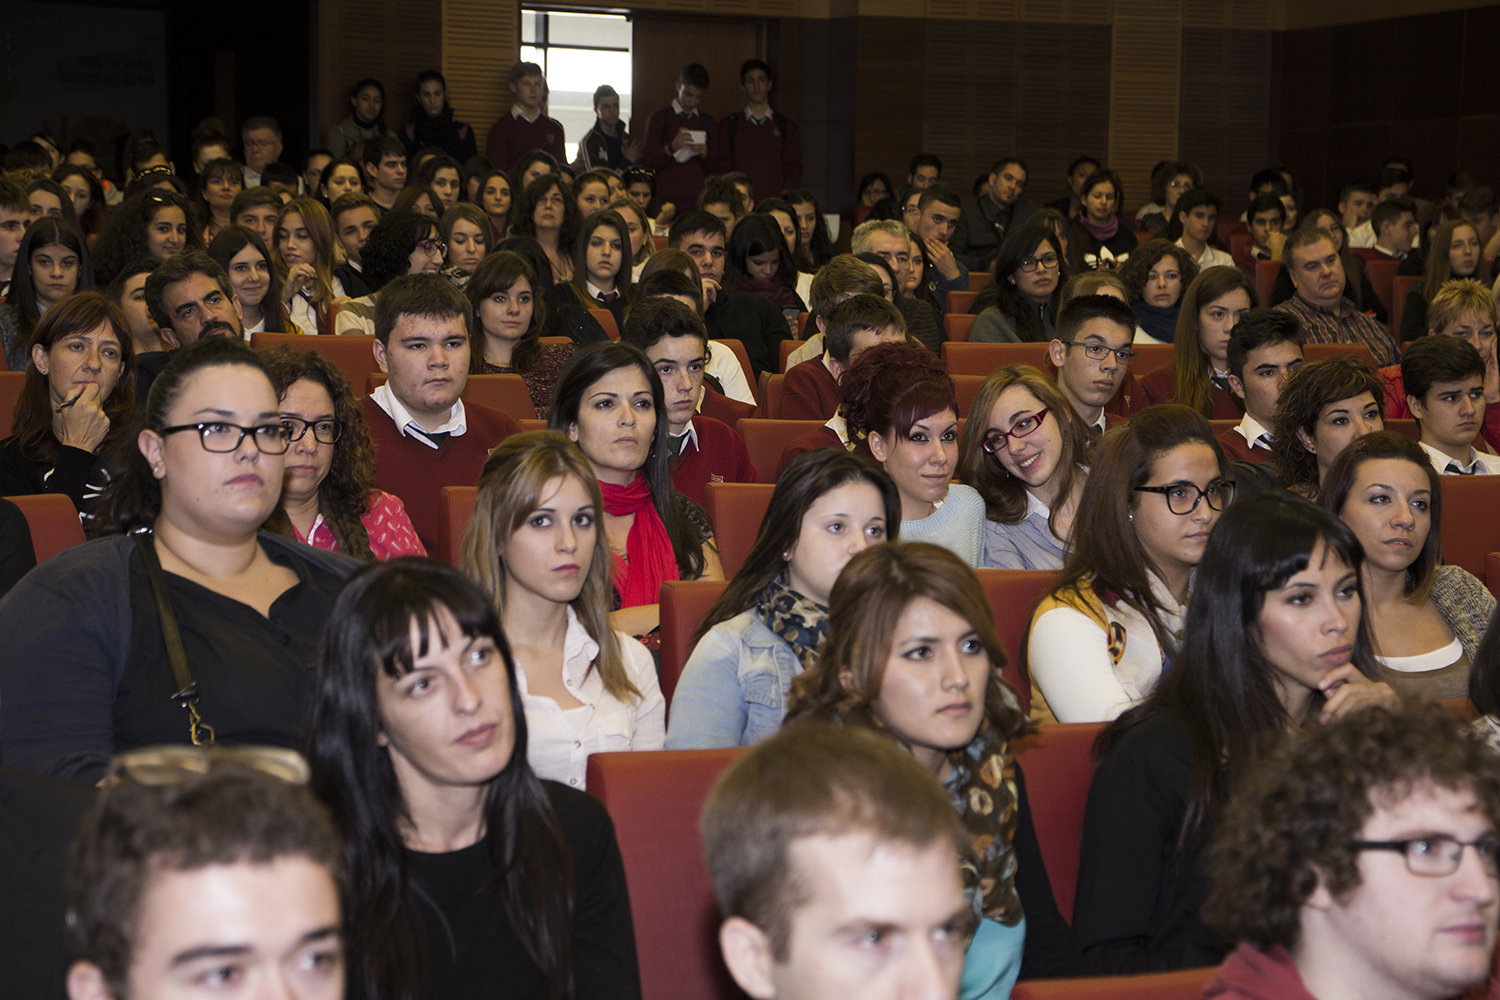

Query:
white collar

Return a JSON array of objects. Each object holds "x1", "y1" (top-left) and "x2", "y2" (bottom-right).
[
  {"x1": 672, "y1": 99, "x2": 699, "y2": 118},
  {"x1": 671, "y1": 418, "x2": 700, "y2": 454},
  {"x1": 370, "y1": 382, "x2": 467, "y2": 448},
  {"x1": 824, "y1": 412, "x2": 849, "y2": 446},
  {"x1": 511, "y1": 104, "x2": 541, "y2": 122},
  {"x1": 1236, "y1": 412, "x2": 1274, "y2": 449}
]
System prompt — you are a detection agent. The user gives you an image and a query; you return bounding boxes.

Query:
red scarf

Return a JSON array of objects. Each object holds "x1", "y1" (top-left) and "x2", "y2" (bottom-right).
[{"x1": 599, "y1": 473, "x2": 679, "y2": 607}]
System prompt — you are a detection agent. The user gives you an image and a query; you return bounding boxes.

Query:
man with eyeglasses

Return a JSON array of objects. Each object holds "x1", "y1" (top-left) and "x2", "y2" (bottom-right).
[
  {"x1": 1047, "y1": 294, "x2": 1137, "y2": 436},
  {"x1": 362, "y1": 274, "x2": 518, "y2": 551},
  {"x1": 241, "y1": 115, "x2": 285, "y2": 189},
  {"x1": 1202, "y1": 704, "x2": 1500, "y2": 1000},
  {"x1": 952, "y1": 157, "x2": 1035, "y2": 271},
  {"x1": 61, "y1": 750, "x2": 346, "y2": 1000}
]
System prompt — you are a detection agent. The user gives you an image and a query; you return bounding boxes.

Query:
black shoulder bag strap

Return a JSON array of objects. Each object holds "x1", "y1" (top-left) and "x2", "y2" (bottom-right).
[{"x1": 134, "y1": 531, "x2": 216, "y2": 745}]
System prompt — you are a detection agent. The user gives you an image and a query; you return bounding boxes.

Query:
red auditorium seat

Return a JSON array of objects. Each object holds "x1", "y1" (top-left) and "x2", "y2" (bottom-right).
[
  {"x1": 659, "y1": 579, "x2": 729, "y2": 712},
  {"x1": 735, "y1": 418, "x2": 824, "y2": 483},
  {"x1": 1012, "y1": 722, "x2": 1104, "y2": 921},
  {"x1": 945, "y1": 313, "x2": 977, "y2": 342},
  {"x1": 1011, "y1": 966, "x2": 1212, "y2": 999},
  {"x1": 1440, "y1": 476, "x2": 1500, "y2": 579},
  {"x1": 436, "y1": 486, "x2": 477, "y2": 567},
  {"x1": 975, "y1": 569, "x2": 1057, "y2": 715},
  {"x1": 0, "y1": 371, "x2": 23, "y2": 437},
  {"x1": 947, "y1": 289, "x2": 978, "y2": 314},
  {"x1": 251, "y1": 333, "x2": 379, "y2": 395},
  {"x1": 6, "y1": 493, "x2": 85, "y2": 563},
  {"x1": 702, "y1": 482, "x2": 774, "y2": 579}
]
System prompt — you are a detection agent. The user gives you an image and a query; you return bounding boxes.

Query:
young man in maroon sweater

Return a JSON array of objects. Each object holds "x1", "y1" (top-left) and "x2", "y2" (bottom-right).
[
  {"x1": 362, "y1": 274, "x2": 519, "y2": 551},
  {"x1": 708, "y1": 59, "x2": 802, "y2": 202},
  {"x1": 485, "y1": 61, "x2": 566, "y2": 172},
  {"x1": 621, "y1": 296, "x2": 757, "y2": 503},
  {"x1": 641, "y1": 63, "x2": 713, "y2": 211}
]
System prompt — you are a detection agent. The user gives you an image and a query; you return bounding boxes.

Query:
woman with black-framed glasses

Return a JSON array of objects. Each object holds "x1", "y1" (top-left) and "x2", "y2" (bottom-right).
[
  {"x1": 957, "y1": 364, "x2": 1092, "y2": 570},
  {"x1": 260, "y1": 347, "x2": 424, "y2": 561},
  {"x1": 1026, "y1": 405, "x2": 1232, "y2": 723},
  {"x1": 0, "y1": 337, "x2": 356, "y2": 782},
  {"x1": 971, "y1": 223, "x2": 1070, "y2": 343}
]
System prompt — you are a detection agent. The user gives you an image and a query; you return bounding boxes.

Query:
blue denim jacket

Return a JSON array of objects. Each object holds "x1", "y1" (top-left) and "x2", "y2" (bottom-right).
[{"x1": 664, "y1": 609, "x2": 804, "y2": 750}]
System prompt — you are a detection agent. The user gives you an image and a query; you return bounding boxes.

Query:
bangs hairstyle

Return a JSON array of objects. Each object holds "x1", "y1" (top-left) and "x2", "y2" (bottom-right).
[
  {"x1": 260, "y1": 347, "x2": 379, "y2": 560},
  {"x1": 1048, "y1": 404, "x2": 1228, "y2": 655},
  {"x1": 571, "y1": 209, "x2": 632, "y2": 300},
  {"x1": 988, "y1": 223, "x2": 1070, "y2": 342},
  {"x1": 207, "y1": 225, "x2": 289, "y2": 332},
  {"x1": 1271, "y1": 357, "x2": 1383, "y2": 494},
  {"x1": 700, "y1": 722, "x2": 973, "y2": 961},
  {"x1": 467, "y1": 250, "x2": 546, "y2": 374},
  {"x1": 13, "y1": 291, "x2": 136, "y2": 467},
  {"x1": 1319, "y1": 430, "x2": 1441, "y2": 603},
  {"x1": 785, "y1": 542, "x2": 1027, "y2": 740},
  {"x1": 957, "y1": 365, "x2": 1090, "y2": 530},
  {"x1": 307, "y1": 558, "x2": 575, "y2": 1000},
  {"x1": 726, "y1": 214, "x2": 796, "y2": 292},
  {"x1": 695, "y1": 450, "x2": 901, "y2": 641},
  {"x1": 462, "y1": 430, "x2": 638, "y2": 703},
  {"x1": 440, "y1": 202, "x2": 491, "y2": 260},
  {"x1": 1172, "y1": 266, "x2": 1258, "y2": 416},
  {"x1": 1105, "y1": 492, "x2": 1377, "y2": 851},
  {"x1": 837, "y1": 341, "x2": 955, "y2": 444}
]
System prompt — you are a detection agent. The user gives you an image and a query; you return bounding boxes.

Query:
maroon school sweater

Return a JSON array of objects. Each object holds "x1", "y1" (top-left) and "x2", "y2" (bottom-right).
[
  {"x1": 671, "y1": 416, "x2": 759, "y2": 504},
  {"x1": 485, "y1": 111, "x2": 566, "y2": 172},
  {"x1": 781, "y1": 357, "x2": 840, "y2": 421},
  {"x1": 707, "y1": 112, "x2": 802, "y2": 201},
  {"x1": 640, "y1": 106, "x2": 713, "y2": 209},
  {"x1": 362, "y1": 397, "x2": 519, "y2": 552}
]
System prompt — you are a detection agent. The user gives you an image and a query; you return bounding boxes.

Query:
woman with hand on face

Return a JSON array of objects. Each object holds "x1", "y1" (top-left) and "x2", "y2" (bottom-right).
[
  {"x1": 0, "y1": 292, "x2": 133, "y2": 515},
  {"x1": 1322, "y1": 431, "x2": 1494, "y2": 701},
  {"x1": 309, "y1": 559, "x2": 642, "y2": 1000},
  {"x1": 464, "y1": 431, "x2": 664, "y2": 790},
  {"x1": 1272, "y1": 358, "x2": 1385, "y2": 500},
  {"x1": 786, "y1": 542, "x2": 1082, "y2": 994},
  {"x1": 667, "y1": 450, "x2": 900, "y2": 749},
  {"x1": 273, "y1": 198, "x2": 346, "y2": 336},
  {"x1": 548, "y1": 342, "x2": 723, "y2": 640},
  {"x1": 958, "y1": 365, "x2": 1091, "y2": 571},
  {"x1": 1028, "y1": 405, "x2": 1232, "y2": 723},
  {"x1": 0, "y1": 337, "x2": 356, "y2": 780},
  {"x1": 1138, "y1": 266, "x2": 1255, "y2": 416},
  {"x1": 1073, "y1": 169, "x2": 1138, "y2": 271},
  {"x1": 1118, "y1": 239, "x2": 1198, "y2": 345},
  {"x1": 1074, "y1": 493, "x2": 1397, "y2": 974},
  {"x1": 971, "y1": 224, "x2": 1069, "y2": 343},
  {"x1": 467, "y1": 250, "x2": 574, "y2": 418},
  {"x1": 207, "y1": 226, "x2": 297, "y2": 335},
  {"x1": 261, "y1": 348, "x2": 424, "y2": 561},
  {"x1": 839, "y1": 342, "x2": 986, "y2": 567},
  {"x1": 0, "y1": 218, "x2": 93, "y2": 371}
]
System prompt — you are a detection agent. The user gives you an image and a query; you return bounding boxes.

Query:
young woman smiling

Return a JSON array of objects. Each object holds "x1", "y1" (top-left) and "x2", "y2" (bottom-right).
[
  {"x1": 971, "y1": 224, "x2": 1069, "y2": 344},
  {"x1": 207, "y1": 226, "x2": 295, "y2": 335}
]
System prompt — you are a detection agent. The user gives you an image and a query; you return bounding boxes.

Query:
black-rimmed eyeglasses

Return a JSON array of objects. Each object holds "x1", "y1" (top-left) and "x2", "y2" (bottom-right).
[
  {"x1": 1354, "y1": 836, "x2": 1500, "y2": 878},
  {"x1": 158, "y1": 421, "x2": 293, "y2": 454},
  {"x1": 1132, "y1": 479, "x2": 1234, "y2": 515},
  {"x1": 281, "y1": 417, "x2": 342, "y2": 445},
  {"x1": 1018, "y1": 253, "x2": 1060, "y2": 273}
]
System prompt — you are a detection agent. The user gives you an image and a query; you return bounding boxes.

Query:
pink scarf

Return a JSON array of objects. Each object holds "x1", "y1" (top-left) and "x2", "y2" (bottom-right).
[
  {"x1": 1081, "y1": 213, "x2": 1119, "y2": 242},
  {"x1": 600, "y1": 473, "x2": 679, "y2": 607}
]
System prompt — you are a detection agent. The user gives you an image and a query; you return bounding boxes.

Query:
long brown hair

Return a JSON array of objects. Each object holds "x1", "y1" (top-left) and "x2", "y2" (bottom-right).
[
  {"x1": 466, "y1": 250, "x2": 547, "y2": 374},
  {"x1": 1171, "y1": 266, "x2": 1257, "y2": 417}
]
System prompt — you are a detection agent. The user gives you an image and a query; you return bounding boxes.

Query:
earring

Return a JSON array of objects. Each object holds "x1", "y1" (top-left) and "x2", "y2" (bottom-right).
[{"x1": 1128, "y1": 513, "x2": 1134, "y2": 522}]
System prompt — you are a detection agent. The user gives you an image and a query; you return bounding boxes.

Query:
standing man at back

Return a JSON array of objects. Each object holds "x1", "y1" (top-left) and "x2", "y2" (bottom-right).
[
  {"x1": 485, "y1": 61, "x2": 566, "y2": 172},
  {"x1": 642, "y1": 64, "x2": 714, "y2": 212},
  {"x1": 709, "y1": 59, "x2": 801, "y2": 202},
  {"x1": 361, "y1": 273, "x2": 519, "y2": 550}
]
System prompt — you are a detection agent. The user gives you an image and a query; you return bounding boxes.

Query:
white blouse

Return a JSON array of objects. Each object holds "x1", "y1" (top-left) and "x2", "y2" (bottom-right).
[{"x1": 514, "y1": 607, "x2": 665, "y2": 789}]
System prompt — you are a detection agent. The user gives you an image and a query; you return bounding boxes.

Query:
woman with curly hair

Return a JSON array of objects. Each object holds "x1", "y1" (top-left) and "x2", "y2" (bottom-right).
[
  {"x1": 92, "y1": 188, "x2": 198, "y2": 283},
  {"x1": 0, "y1": 292, "x2": 133, "y2": 514},
  {"x1": 1118, "y1": 238, "x2": 1198, "y2": 344},
  {"x1": 333, "y1": 211, "x2": 442, "y2": 335},
  {"x1": 1137, "y1": 265, "x2": 1254, "y2": 416},
  {"x1": 260, "y1": 347, "x2": 424, "y2": 560}
]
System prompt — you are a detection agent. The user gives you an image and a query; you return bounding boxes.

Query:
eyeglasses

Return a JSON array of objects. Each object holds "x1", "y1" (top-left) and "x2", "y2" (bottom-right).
[
  {"x1": 1354, "y1": 836, "x2": 1500, "y2": 878},
  {"x1": 1133, "y1": 479, "x2": 1235, "y2": 515},
  {"x1": 982, "y1": 408, "x2": 1049, "y2": 454},
  {"x1": 158, "y1": 421, "x2": 293, "y2": 454},
  {"x1": 106, "y1": 744, "x2": 310, "y2": 786},
  {"x1": 1063, "y1": 341, "x2": 1137, "y2": 366},
  {"x1": 281, "y1": 417, "x2": 342, "y2": 445},
  {"x1": 415, "y1": 238, "x2": 447, "y2": 257},
  {"x1": 1018, "y1": 253, "x2": 1060, "y2": 273}
]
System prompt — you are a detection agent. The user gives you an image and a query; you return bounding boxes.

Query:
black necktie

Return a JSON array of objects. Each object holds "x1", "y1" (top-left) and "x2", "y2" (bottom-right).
[
  {"x1": 597, "y1": 291, "x2": 619, "y2": 305},
  {"x1": 1447, "y1": 462, "x2": 1477, "y2": 476}
]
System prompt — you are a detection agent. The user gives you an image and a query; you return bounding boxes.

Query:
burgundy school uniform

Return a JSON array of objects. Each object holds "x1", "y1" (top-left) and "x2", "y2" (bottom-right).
[
  {"x1": 671, "y1": 417, "x2": 759, "y2": 504},
  {"x1": 707, "y1": 112, "x2": 802, "y2": 201},
  {"x1": 361, "y1": 398, "x2": 519, "y2": 552},
  {"x1": 1136, "y1": 366, "x2": 1243, "y2": 418},
  {"x1": 1216, "y1": 427, "x2": 1273, "y2": 464},
  {"x1": 700, "y1": 388, "x2": 759, "y2": 425},
  {"x1": 640, "y1": 106, "x2": 714, "y2": 209},
  {"x1": 485, "y1": 111, "x2": 566, "y2": 172},
  {"x1": 776, "y1": 426, "x2": 846, "y2": 479},
  {"x1": 781, "y1": 357, "x2": 840, "y2": 421}
]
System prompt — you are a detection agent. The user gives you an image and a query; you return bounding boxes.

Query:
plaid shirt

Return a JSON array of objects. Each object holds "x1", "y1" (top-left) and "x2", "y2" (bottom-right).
[{"x1": 1274, "y1": 295, "x2": 1399, "y2": 367}]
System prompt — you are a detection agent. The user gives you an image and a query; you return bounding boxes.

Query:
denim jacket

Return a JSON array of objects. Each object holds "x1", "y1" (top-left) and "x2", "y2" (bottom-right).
[{"x1": 664, "y1": 609, "x2": 803, "y2": 749}]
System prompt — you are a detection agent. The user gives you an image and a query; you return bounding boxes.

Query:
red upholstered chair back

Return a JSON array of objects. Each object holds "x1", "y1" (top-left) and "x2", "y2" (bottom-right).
[
  {"x1": 1011, "y1": 721, "x2": 1106, "y2": 921},
  {"x1": 1440, "y1": 475, "x2": 1500, "y2": 579},
  {"x1": 703, "y1": 482, "x2": 774, "y2": 580},
  {"x1": 1302, "y1": 342, "x2": 1376, "y2": 369},
  {"x1": 947, "y1": 289, "x2": 978, "y2": 314},
  {"x1": 969, "y1": 271, "x2": 991, "y2": 292},
  {"x1": 659, "y1": 579, "x2": 729, "y2": 713},
  {"x1": 761, "y1": 374, "x2": 786, "y2": 418},
  {"x1": 1253, "y1": 258, "x2": 1280, "y2": 310},
  {"x1": 6, "y1": 493, "x2": 84, "y2": 563},
  {"x1": 735, "y1": 418, "x2": 824, "y2": 483},
  {"x1": 974, "y1": 569, "x2": 1057, "y2": 715},
  {"x1": 437, "y1": 486, "x2": 478, "y2": 567},
  {"x1": 0, "y1": 371, "x2": 23, "y2": 437},
  {"x1": 942, "y1": 341, "x2": 1052, "y2": 376},
  {"x1": 366, "y1": 372, "x2": 536, "y2": 420},
  {"x1": 1361, "y1": 257, "x2": 1398, "y2": 316},
  {"x1": 1011, "y1": 966, "x2": 1213, "y2": 999},
  {"x1": 779, "y1": 339, "x2": 807, "y2": 370},
  {"x1": 252, "y1": 333, "x2": 379, "y2": 396},
  {"x1": 716, "y1": 338, "x2": 754, "y2": 394},
  {"x1": 944, "y1": 313, "x2": 977, "y2": 342},
  {"x1": 1391, "y1": 275, "x2": 1420, "y2": 333},
  {"x1": 587, "y1": 748, "x2": 747, "y2": 1000}
]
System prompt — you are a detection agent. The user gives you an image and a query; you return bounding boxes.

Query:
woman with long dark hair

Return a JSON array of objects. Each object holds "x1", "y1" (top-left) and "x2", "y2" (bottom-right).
[
  {"x1": 93, "y1": 188, "x2": 197, "y2": 283},
  {"x1": 1137, "y1": 265, "x2": 1254, "y2": 416},
  {"x1": 1074, "y1": 493, "x2": 1396, "y2": 972},
  {"x1": 1401, "y1": 220, "x2": 1493, "y2": 341},
  {"x1": 466, "y1": 250, "x2": 573, "y2": 417},
  {"x1": 971, "y1": 223, "x2": 1069, "y2": 343},
  {"x1": 207, "y1": 225, "x2": 294, "y2": 335},
  {"x1": 667, "y1": 449, "x2": 900, "y2": 748},
  {"x1": 723, "y1": 213, "x2": 804, "y2": 321},
  {"x1": 0, "y1": 218, "x2": 93, "y2": 370},
  {"x1": 308, "y1": 558, "x2": 641, "y2": 1000}
]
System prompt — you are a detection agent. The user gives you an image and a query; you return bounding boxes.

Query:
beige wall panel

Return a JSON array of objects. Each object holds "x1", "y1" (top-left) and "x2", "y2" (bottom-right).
[{"x1": 1107, "y1": 0, "x2": 1182, "y2": 212}]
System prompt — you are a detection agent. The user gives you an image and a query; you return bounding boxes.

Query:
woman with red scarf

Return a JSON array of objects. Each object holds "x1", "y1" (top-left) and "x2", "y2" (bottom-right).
[{"x1": 549, "y1": 342, "x2": 723, "y2": 640}]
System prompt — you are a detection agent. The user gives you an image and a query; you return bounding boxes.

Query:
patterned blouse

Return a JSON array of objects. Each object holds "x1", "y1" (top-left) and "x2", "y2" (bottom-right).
[
  {"x1": 483, "y1": 341, "x2": 577, "y2": 418},
  {"x1": 292, "y1": 490, "x2": 426, "y2": 561}
]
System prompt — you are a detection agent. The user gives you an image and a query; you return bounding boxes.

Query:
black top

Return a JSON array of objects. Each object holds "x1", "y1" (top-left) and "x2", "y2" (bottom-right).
[
  {"x1": 0, "y1": 532, "x2": 357, "y2": 781},
  {"x1": 705, "y1": 292, "x2": 789, "y2": 379},
  {"x1": 1012, "y1": 764, "x2": 1086, "y2": 978},
  {"x1": 0, "y1": 497, "x2": 36, "y2": 598},
  {"x1": 1072, "y1": 710, "x2": 1229, "y2": 973},
  {"x1": 389, "y1": 783, "x2": 642, "y2": 1000},
  {"x1": 0, "y1": 436, "x2": 106, "y2": 515}
]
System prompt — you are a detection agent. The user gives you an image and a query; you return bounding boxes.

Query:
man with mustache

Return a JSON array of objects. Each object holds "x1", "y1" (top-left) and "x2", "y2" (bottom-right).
[{"x1": 138, "y1": 251, "x2": 245, "y2": 397}]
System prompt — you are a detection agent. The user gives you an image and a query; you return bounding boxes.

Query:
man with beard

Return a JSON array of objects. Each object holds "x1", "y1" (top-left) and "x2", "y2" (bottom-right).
[{"x1": 139, "y1": 251, "x2": 246, "y2": 397}]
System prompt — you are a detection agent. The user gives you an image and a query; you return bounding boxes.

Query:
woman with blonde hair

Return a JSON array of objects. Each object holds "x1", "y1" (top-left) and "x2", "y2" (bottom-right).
[
  {"x1": 273, "y1": 197, "x2": 345, "y2": 334},
  {"x1": 608, "y1": 196, "x2": 654, "y2": 278},
  {"x1": 957, "y1": 364, "x2": 1091, "y2": 570},
  {"x1": 463, "y1": 430, "x2": 664, "y2": 788}
]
